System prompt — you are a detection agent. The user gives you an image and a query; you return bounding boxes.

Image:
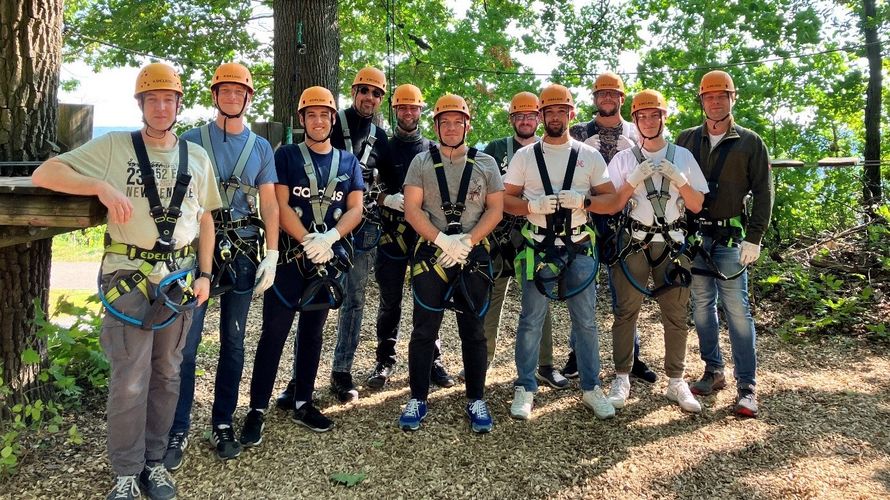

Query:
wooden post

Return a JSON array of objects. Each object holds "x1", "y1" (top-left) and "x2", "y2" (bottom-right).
[{"x1": 251, "y1": 121, "x2": 284, "y2": 149}]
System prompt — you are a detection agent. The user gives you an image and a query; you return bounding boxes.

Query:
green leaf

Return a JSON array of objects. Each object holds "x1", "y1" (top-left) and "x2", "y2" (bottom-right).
[
  {"x1": 0, "y1": 446, "x2": 12, "y2": 458},
  {"x1": 330, "y1": 472, "x2": 367, "y2": 487},
  {"x1": 47, "y1": 424, "x2": 60, "y2": 433},
  {"x1": 21, "y1": 349, "x2": 41, "y2": 365}
]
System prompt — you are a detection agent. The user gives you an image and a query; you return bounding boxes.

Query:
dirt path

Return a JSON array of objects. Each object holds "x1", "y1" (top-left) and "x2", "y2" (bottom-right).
[
  {"x1": 50, "y1": 260, "x2": 101, "y2": 290},
  {"x1": 5, "y1": 281, "x2": 889, "y2": 499}
]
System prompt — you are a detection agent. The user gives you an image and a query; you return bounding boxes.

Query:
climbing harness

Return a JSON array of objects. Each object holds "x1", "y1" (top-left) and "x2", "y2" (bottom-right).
[{"x1": 339, "y1": 110, "x2": 383, "y2": 253}]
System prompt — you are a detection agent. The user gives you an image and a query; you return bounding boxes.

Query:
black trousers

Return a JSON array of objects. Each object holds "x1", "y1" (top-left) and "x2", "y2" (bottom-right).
[{"x1": 408, "y1": 244, "x2": 491, "y2": 401}]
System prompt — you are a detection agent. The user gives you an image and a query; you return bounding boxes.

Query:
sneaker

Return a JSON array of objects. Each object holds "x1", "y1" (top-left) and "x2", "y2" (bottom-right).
[
  {"x1": 561, "y1": 351, "x2": 579, "y2": 379},
  {"x1": 330, "y1": 371, "x2": 359, "y2": 403},
  {"x1": 630, "y1": 359, "x2": 658, "y2": 384},
  {"x1": 510, "y1": 386, "x2": 534, "y2": 420},
  {"x1": 690, "y1": 370, "x2": 726, "y2": 396},
  {"x1": 536, "y1": 365, "x2": 570, "y2": 389},
  {"x1": 582, "y1": 386, "x2": 616, "y2": 420},
  {"x1": 239, "y1": 409, "x2": 265, "y2": 447},
  {"x1": 466, "y1": 399, "x2": 494, "y2": 434},
  {"x1": 431, "y1": 361, "x2": 455, "y2": 388},
  {"x1": 139, "y1": 462, "x2": 176, "y2": 500},
  {"x1": 665, "y1": 380, "x2": 702, "y2": 413},
  {"x1": 398, "y1": 398, "x2": 427, "y2": 431},
  {"x1": 607, "y1": 376, "x2": 631, "y2": 409},
  {"x1": 275, "y1": 379, "x2": 296, "y2": 410},
  {"x1": 210, "y1": 424, "x2": 242, "y2": 460},
  {"x1": 366, "y1": 362, "x2": 395, "y2": 389},
  {"x1": 162, "y1": 431, "x2": 188, "y2": 472},
  {"x1": 734, "y1": 386, "x2": 759, "y2": 418},
  {"x1": 456, "y1": 368, "x2": 466, "y2": 383},
  {"x1": 106, "y1": 475, "x2": 140, "y2": 500},
  {"x1": 293, "y1": 403, "x2": 335, "y2": 432}
]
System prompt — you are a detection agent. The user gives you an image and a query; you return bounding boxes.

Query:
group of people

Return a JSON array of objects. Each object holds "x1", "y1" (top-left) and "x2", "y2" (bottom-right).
[{"x1": 32, "y1": 61, "x2": 773, "y2": 500}]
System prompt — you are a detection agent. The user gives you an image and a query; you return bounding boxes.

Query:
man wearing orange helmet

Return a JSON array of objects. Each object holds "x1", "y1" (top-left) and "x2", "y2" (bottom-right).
[
  {"x1": 165, "y1": 63, "x2": 279, "y2": 469},
  {"x1": 567, "y1": 71, "x2": 656, "y2": 385},
  {"x1": 33, "y1": 62, "x2": 222, "y2": 500},
  {"x1": 398, "y1": 93, "x2": 503, "y2": 433},
  {"x1": 276, "y1": 67, "x2": 397, "y2": 406},
  {"x1": 366, "y1": 83, "x2": 451, "y2": 388},
  {"x1": 676, "y1": 70, "x2": 773, "y2": 418},
  {"x1": 481, "y1": 91, "x2": 566, "y2": 389},
  {"x1": 604, "y1": 89, "x2": 708, "y2": 414},
  {"x1": 504, "y1": 84, "x2": 619, "y2": 421},
  {"x1": 241, "y1": 86, "x2": 364, "y2": 444}
]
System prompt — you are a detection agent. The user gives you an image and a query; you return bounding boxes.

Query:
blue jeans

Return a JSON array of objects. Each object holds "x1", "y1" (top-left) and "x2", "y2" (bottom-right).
[
  {"x1": 515, "y1": 253, "x2": 602, "y2": 391},
  {"x1": 331, "y1": 224, "x2": 377, "y2": 374},
  {"x1": 691, "y1": 236, "x2": 757, "y2": 388},
  {"x1": 569, "y1": 260, "x2": 642, "y2": 359},
  {"x1": 172, "y1": 254, "x2": 255, "y2": 432}
]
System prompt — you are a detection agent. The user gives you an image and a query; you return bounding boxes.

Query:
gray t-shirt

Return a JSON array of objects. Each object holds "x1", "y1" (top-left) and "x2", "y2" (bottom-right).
[{"x1": 404, "y1": 148, "x2": 504, "y2": 233}]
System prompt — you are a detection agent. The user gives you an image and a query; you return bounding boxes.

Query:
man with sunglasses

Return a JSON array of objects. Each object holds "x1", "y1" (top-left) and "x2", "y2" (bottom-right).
[
  {"x1": 567, "y1": 71, "x2": 657, "y2": 385},
  {"x1": 480, "y1": 91, "x2": 567, "y2": 390},
  {"x1": 276, "y1": 67, "x2": 395, "y2": 407}
]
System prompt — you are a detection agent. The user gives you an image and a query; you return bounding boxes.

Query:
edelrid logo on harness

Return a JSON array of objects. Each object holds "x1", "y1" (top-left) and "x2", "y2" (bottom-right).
[{"x1": 291, "y1": 185, "x2": 344, "y2": 201}]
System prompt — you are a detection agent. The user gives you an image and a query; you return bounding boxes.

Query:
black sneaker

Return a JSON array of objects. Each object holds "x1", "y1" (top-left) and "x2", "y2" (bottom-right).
[
  {"x1": 275, "y1": 379, "x2": 296, "y2": 410},
  {"x1": 431, "y1": 361, "x2": 455, "y2": 388},
  {"x1": 210, "y1": 424, "x2": 242, "y2": 460},
  {"x1": 139, "y1": 462, "x2": 176, "y2": 500},
  {"x1": 630, "y1": 358, "x2": 658, "y2": 384},
  {"x1": 293, "y1": 403, "x2": 335, "y2": 432},
  {"x1": 366, "y1": 362, "x2": 395, "y2": 389},
  {"x1": 691, "y1": 370, "x2": 727, "y2": 396},
  {"x1": 162, "y1": 431, "x2": 188, "y2": 472},
  {"x1": 239, "y1": 409, "x2": 265, "y2": 447},
  {"x1": 561, "y1": 351, "x2": 579, "y2": 379},
  {"x1": 330, "y1": 371, "x2": 359, "y2": 403},
  {"x1": 536, "y1": 365, "x2": 570, "y2": 389},
  {"x1": 106, "y1": 475, "x2": 140, "y2": 500}
]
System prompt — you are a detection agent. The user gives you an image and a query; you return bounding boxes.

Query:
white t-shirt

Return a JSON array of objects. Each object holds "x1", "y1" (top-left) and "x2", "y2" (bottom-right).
[
  {"x1": 503, "y1": 139, "x2": 610, "y2": 242},
  {"x1": 708, "y1": 132, "x2": 725, "y2": 149},
  {"x1": 608, "y1": 144, "x2": 708, "y2": 242}
]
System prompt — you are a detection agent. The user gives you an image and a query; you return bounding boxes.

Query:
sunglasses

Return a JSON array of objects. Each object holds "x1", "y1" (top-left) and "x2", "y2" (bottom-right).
[{"x1": 358, "y1": 86, "x2": 385, "y2": 99}]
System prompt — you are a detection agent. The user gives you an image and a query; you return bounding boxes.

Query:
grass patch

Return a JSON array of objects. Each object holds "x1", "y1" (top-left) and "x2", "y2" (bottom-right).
[
  {"x1": 52, "y1": 226, "x2": 105, "y2": 262},
  {"x1": 48, "y1": 290, "x2": 101, "y2": 318}
]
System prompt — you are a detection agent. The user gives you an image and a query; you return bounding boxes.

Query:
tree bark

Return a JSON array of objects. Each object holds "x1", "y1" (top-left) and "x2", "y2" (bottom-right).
[
  {"x1": 861, "y1": 0, "x2": 882, "y2": 208},
  {"x1": 0, "y1": 0, "x2": 63, "y2": 401},
  {"x1": 273, "y1": 0, "x2": 340, "y2": 142}
]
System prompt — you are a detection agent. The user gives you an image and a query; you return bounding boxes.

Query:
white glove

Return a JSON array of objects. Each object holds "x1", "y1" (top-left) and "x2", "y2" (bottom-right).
[
  {"x1": 626, "y1": 159, "x2": 656, "y2": 188},
  {"x1": 585, "y1": 134, "x2": 601, "y2": 150},
  {"x1": 739, "y1": 241, "x2": 761, "y2": 266},
  {"x1": 383, "y1": 193, "x2": 404, "y2": 212},
  {"x1": 557, "y1": 190, "x2": 586, "y2": 209},
  {"x1": 616, "y1": 134, "x2": 634, "y2": 151},
  {"x1": 308, "y1": 247, "x2": 334, "y2": 265},
  {"x1": 436, "y1": 252, "x2": 459, "y2": 268},
  {"x1": 253, "y1": 249, "x2": 279, "y2": 295},
  {"x1": 434, "y1": 232, "x2": 471, "y2": 263},
  {"x1": 459, "y1": 233, "x2": 474, "y2": 248},
  {"x1": 528, "y1": 194, "x2": 559, "y2": 215},
  {"x1": 659, "y1": 159, "x2": 688, "y2": 188},
  {"x1": 302, "y1": 228, "x2": 340, "y2": 262}
]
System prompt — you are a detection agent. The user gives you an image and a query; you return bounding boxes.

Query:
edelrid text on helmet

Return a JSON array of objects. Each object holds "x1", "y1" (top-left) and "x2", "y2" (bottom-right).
[
  {"x1": 352, "y1": 67, "x2": 387, "y2": 93},
  {"x1": 298, "y1": 86, "x2": 337, "y2": 113},
  {"x1": 392, "y1": 84, "x2": 424, "y2": 107},
  {"x1": 538, "y1": 84, "x2": 575, "y2": 110},
  {"x1": 594, "y1": 72, "x2": 625, "y2": 95},
  {"x1": 432, "y1": 94, "x2": 471, "y2": 120},
  {"x1": 631, "y1": 89, "x2": 668, "y2": 115},
  {"x1": 699, "y1": 70, "x2": 736, "y2": 96},
  {"x1": 134, "y1": 63, "x2": 183, "y2": 97},
  {"x1": 212, "y1": 63, "x2": 254, "y2": 93},
  {"x1": 510, "y1": 91, "x2": 539, "y2": 114}
]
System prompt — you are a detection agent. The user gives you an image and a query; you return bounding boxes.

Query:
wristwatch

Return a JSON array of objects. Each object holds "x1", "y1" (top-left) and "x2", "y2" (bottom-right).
[
  {"x1": 583, "y1": 196, "x2": 592, "y2": 208},
  {"x1": 198, "y1": 271, "x2": 213, "y2": 280}
]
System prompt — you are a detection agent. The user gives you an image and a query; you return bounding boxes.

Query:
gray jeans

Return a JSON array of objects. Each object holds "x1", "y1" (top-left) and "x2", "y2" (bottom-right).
[{"x1": 100, "y1": 271, "x2": 192, "y2": 475}]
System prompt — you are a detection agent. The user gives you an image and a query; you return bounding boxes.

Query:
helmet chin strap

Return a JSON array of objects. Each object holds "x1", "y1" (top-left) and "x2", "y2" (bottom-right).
[
  {"x1": 303, "y1": 111, "x2": 335, "y2": 153},
  {"x1": 436, "y1": 119, "x2": 467, "y2": 152},
  {"x1": 213, "y1": 89, "x2": 250, "y2": 143},
  {"x1": 633, "y1": 114, "x2": 664, "y2": 151},
  {"x1": 141, "y1": 94, "x2": 180, "y2": 139},
  {"x1": 700, "y1": 92, "x2": 733, "y2": 131}
]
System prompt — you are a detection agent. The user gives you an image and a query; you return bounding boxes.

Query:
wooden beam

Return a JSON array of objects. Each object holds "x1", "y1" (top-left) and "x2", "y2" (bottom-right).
[
  {"x1": 817, "y1": 157, "x2": 859, "y2": 168},
  {"x1": 771, "y1": 159, "x2": 805, "y2": 168}
]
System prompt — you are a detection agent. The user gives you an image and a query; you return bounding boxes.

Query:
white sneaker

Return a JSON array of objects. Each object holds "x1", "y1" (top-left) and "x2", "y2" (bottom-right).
[
  {"x1": 666, "y1": 380, "x2": 702, "y2": 413},
  {"x1": 510, "y1": 386, "x2": 534, "y2": 420},
  {"x1": 582, "y1": 386, "x2": 615, "y2": 420},
  {"x1": 607, "y1": 376, "x2": 631, "y2": 409}
]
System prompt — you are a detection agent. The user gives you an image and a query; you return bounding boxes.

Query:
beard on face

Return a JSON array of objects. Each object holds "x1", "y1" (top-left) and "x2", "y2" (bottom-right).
[
  {"x1": 398, "y1": 117, "x2": 418, "y2": 131},
  {"x1": 513, "y1": 125, "x2": 536, "y2": 139},
  {"x1": 544, "y1": 122, "x2": 565, "y2": 137},
  {"x1": 597, "y1": 107, "x2": 618, "y2": 117}
]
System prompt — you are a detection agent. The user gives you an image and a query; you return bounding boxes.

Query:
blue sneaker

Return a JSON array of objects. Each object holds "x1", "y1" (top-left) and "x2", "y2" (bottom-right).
[
  {"x1": 466, "y1": 399, "x2": 493, "y2": 434},
  {"x1": 398, "y1": 399, "x2": 427, "y2": 431}
]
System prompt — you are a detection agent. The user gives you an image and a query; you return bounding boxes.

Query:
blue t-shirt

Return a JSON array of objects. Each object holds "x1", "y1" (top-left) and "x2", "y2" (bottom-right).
[
  {"x1": 181, "y1": 122, "x2": 277, "y2": 237},
  {"x1": 274, "y1": 144, "x2": 364, "y2": 231}
]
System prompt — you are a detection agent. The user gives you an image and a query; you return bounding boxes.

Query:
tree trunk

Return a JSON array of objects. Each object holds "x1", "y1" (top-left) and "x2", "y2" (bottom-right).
[
  {"x1": 861, "y1": 0, "x2": 882, "y2": 208},
  {"x1": 0, "y1": 0, "x2": 63, "y2": 401},
  {"x1": 273, "y1": 0, "x2": 340, "y2": 142}
]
